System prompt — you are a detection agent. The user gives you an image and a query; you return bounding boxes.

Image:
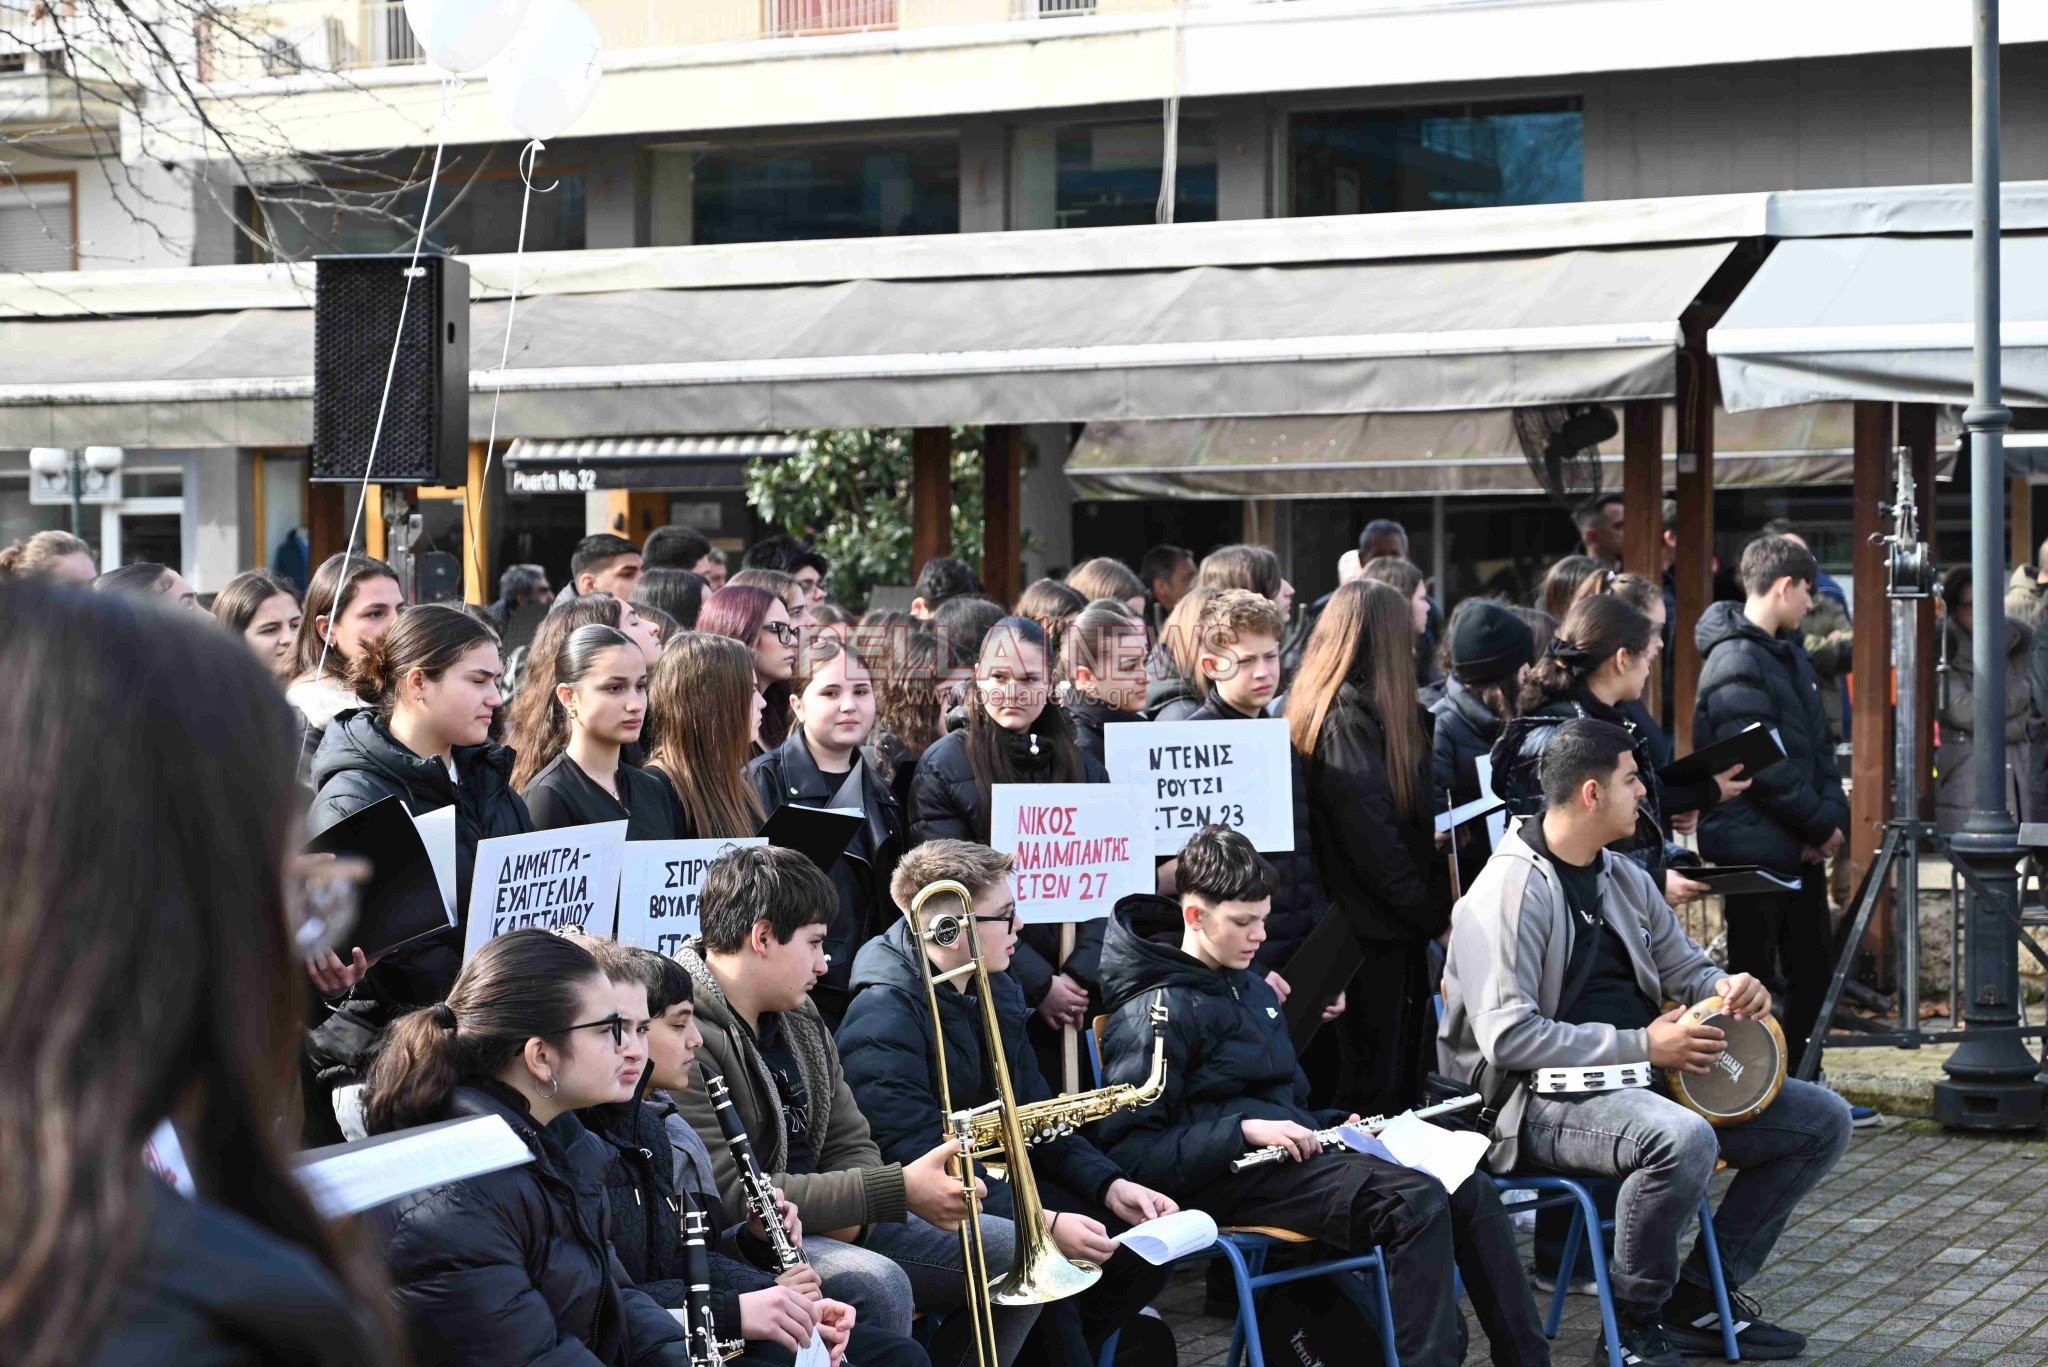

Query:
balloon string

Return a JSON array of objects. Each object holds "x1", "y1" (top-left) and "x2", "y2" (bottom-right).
[
  {"x1": 469, "y1": 138, "x2": 553, "y2": 604},
  {"x1": 308, "y1": 73, "x2": 457, "y2": 722}
]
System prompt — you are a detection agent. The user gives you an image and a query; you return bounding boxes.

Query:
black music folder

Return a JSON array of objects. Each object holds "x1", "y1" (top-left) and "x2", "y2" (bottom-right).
[
  {"x1": 1278, "y1": 909, "x2": 1365, "y2": 1053},
  {"x1": 305, "y1": 795, "x2": 453, "y2": 958},
  {"x1": 1688, "y1": 864, "x2": 1804, "y2": 896},
  {"x1": 1660, "y1": 723, "x2": 1786, "y2": 789},
  {"x1": 763, "y1": 803, "x2": 865, "y2": 874}
]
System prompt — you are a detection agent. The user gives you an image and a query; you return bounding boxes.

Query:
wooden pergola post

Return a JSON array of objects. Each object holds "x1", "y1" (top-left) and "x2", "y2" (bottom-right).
[
  {"x1": 1849, "y1": 400, "x2": 1897, "y2": 980},
  {"x1": 981, "y1": 425, "x2": 1023, "y2": 608},
  {"x1": 1671, "y1": 346, "x2": 1716, "y2": 753},
  {"x1": 1621, "y1": 399, "x2": 1665, "y2": 717},
  {"x1": 910, "y1": 427, "x2": 953, "y2": 579}
]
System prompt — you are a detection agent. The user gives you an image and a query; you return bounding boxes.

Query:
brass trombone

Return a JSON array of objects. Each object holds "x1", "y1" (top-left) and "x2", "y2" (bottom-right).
[{"x1": 904, "y1": 879, "x2": 1170, "y2": 1367}]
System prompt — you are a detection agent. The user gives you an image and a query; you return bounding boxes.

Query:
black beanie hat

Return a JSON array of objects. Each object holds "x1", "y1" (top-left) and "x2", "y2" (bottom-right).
[{"x1": 1450, "y1": 602, "x2": 1536, "y2": 685}]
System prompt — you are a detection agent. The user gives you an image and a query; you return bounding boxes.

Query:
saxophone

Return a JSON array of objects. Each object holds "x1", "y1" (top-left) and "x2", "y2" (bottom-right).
[{"x1": 964, "y1": 993, "x2": 1170, "y2": 1159}]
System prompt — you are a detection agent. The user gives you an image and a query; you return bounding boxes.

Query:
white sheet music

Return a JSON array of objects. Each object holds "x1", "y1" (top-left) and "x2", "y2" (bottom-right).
[
  {"x1": 1112, "y1": 1209, "x2": 1219, "y2": 1264},
  {"x1": 795, "y1": 1329, "x2": 831, "y2": 1367},
  {"x1": 294, "y1": 1114, "x2": 532, "y2": 1219},
  {"x1": 1369, "y1": 1113, "x2": 1490, "y2": 1193}
]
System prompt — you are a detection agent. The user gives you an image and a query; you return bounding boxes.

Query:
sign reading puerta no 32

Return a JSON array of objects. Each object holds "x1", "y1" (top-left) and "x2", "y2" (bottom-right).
[{"x1": 1104, "y1": 718, "x2": 1296, "y2": 856}]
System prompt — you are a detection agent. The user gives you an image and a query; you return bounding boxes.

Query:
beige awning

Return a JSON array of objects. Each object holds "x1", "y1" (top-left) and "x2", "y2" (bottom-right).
[{"x1": 1064, "y1": 402, "x2": 1962, "y2": 499}]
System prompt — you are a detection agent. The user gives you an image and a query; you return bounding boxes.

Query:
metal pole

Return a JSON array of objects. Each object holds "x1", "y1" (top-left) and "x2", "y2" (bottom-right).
[
  {"x1": 1893, "y1": 593, "x2": 1922, "y2": 1043},
  {"x1": 67, "y1": 454, "x2": 84, "y2": 540},
  {"x1": 1934, "y1": 0, "x2": 2046, "y2": 1129}
]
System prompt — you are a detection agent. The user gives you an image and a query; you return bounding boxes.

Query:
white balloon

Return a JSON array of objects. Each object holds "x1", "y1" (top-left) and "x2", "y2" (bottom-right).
[
  {"x1": 487, "y1": 0, "x2": 603, "y2": 143},
  {"x1": 402, "y1": 0, "x2": 533, "y2": 75}
]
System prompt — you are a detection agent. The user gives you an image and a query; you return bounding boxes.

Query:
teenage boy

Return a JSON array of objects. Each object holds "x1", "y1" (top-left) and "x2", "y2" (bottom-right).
[
  {"x1": 1441, "y1": 719, "x2": 1851, "y2": 1366},
  {"x1": 837, "y1": 839, "x2": 1179, "y2": 1367},
  {"x1": 1184, "y1": 589, "x2": 1337, "y2": 1012},
  {"x1": 674, "y1": 844, "x2": 1038, "y2": 1367},
  {"x1": 1694, "y1": 534, "x2": 1850, "y2": 1077},
  {"x1": 1096, "y1": 826, "x2": 1550, "y2": 1367},
  {"x1": 570, "y1": 533, "x2": 645, "y2": 601}
]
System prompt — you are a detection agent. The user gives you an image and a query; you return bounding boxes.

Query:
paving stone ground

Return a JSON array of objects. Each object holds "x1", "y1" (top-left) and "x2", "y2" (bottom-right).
[{"x1": 1155, "y1": 1120, "x2": 2048, "y2": 1366}]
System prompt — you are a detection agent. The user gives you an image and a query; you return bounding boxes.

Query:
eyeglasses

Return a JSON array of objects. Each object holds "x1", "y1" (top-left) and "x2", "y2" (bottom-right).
[
  {"x1": 562, "y1": 1013, "x2": 629, "y2": 1047},
  {"x1": 973, "y1": 910, "x2": 1017, "y2": 932},
  {"x1": 762, "y1": 621, "x2": 800, "y2": 644}
]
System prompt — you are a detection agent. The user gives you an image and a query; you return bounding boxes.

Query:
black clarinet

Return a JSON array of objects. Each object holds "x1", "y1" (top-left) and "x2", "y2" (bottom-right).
[
  {"x1": 682, "y1": 1206, "x2": 745, "y2": 1367},
  {"x1": 699, "y1": 1059, "x2": 804, "y2": 1272}
]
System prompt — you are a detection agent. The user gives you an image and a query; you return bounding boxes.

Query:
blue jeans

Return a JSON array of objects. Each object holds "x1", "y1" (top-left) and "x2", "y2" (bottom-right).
[
  {"x1": 808, "y1": 1214, "x2": 1037, "y2": 1367},
  {"x1": 1517, "y1": 1077, "x2": 1852, "y2": 1314}
]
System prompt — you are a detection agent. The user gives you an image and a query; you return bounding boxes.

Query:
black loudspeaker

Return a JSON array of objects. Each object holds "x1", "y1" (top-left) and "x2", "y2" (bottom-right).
[{"x1": 312, "y1": 253, "x2": 469, "y2": 485}]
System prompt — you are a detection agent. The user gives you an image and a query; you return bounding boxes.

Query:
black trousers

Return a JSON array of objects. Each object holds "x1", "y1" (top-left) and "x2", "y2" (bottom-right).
[
  {"x1": 1722, "y1": 866, "x2": 1831, "y2": 1072},
  {"x1": 1189, "y1": 1153, "x2": 1549, "y2": 1367},
  {"x1": 1017, "y1": 1178, "x2": 1172, "y2": 1367},
  {"x1": 1333, "y1": 941, "x2": 1433, "y2": 1119},
  {"x1": 749, "y1": 1324, "x2": 930, "y2": 1367}
]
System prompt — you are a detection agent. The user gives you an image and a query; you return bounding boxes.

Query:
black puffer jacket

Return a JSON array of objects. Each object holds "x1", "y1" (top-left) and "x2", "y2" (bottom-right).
[
  {"x1": 837, "y1": 919, "x2": 1126, "y2": 1218},
  {"x1": 750, "y1": 728, "x2": 905, "y2": 1024},
  {"x1": 1429, "y1": 675, "x2": 1507, "y2": 895},
  {"x1": 1694, "y1": 601, "x2": 1849, "y2": 874},
  {"x1": 580, "y1": 1088, "x2": 774, "y2": 1338},
  {"x1": 1092, "y1": 896, "x2": 1339, "y2": 1195},
  {"x1": 908, "y1": 724, "x2": 1111, "y2": 1004},
  {"x1": 1187, "y1": 695, "x2": 1330, "y2": 971},
  {"x1": 88, "y1": 1177, "x2": 394, "y2": 1367},
  {"x1": 1491, "y1": 685, "x2": 1681, "y2": 886},
  {"x1": 374, "y1": 1083, "x2": 693, "y2": 1367},
  {"x1": 1063, "y1": 694, "x2": 1141, "y2": 771},
  {"x1": 1305, "y1": 685, "x2": 1447, "y2": 945},
  {"x1": 1142, "y1": 673, "x2": 1202, "y2": 722}
]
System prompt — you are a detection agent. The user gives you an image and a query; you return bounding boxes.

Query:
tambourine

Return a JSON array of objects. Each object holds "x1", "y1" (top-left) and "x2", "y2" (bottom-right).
[{"x1": 1664, "y1": 995, "x2": 1787, "y2": 1126}]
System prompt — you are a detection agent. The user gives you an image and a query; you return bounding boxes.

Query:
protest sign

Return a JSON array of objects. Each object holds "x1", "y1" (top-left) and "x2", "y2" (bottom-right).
[
  {"x1": 989, "y1": 783, "x2": 1151, "y2": 924},
  {"x1": 464, "y1": 821, "x2": 628, "y2": 959},
  {"x1": 1103, "y1": 717, "x2": 1295, "y2": 855},
  {"x1": 616, "y1": 837, "x2": 768, "y2": 954}
]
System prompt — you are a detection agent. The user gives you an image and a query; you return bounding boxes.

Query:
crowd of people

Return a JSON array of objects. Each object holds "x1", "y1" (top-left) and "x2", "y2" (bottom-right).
[{"x1": 0, "y1": 506, "x2": 1900, "y2": 1367}]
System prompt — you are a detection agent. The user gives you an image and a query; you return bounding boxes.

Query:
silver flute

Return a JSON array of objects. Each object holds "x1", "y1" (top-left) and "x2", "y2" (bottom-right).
[
  {"x1": 701, "y1": 1060, "x2": 804, "y2": 1272},
  {"x1": 1229, "y1": 1093, "x2": 1484, "y2": 1172}
]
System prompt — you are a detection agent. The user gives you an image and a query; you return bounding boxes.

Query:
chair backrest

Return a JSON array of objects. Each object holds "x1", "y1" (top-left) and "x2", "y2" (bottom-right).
[{"x1": 1087, "y1": 1015, "x2": 1109, "y2": 1089}]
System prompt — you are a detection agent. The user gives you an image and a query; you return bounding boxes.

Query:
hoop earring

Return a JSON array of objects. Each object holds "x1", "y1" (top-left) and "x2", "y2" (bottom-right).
[{"x1": 539, "y1": 1075, "x2": 559, "y2": 1099}]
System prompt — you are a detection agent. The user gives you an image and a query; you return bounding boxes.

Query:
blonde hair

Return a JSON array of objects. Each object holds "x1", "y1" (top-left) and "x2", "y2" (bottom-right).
[
  {"x1": 1158, "y1": 585, "x2": 1222, "y2": 702},
  {"x1": 0, "y1": 530, "x2": 92, "y2": 580}
]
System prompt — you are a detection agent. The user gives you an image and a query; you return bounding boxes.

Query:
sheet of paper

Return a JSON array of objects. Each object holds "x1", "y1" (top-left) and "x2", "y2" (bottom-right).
[
  {"x1": 795, "y1": 1329, "x2": 831, "y2": 1367},
  {"x1": 1474, "y1": 754, "x2": 1506, "y2": 852},
  {"x1": 1112, "y1": 1208, "x2": 1218, "y2": 1264},
  {"x1": 142, "y1": 1118, "x2": 195, "y2": 1197},
  {"x1": 410, "y1": 802, "x2": 459, "y2": 921},
  {"x1": 1371, "y1": 1113, "x2": 1490, "y2": 1193},
  {"x1": 1434, "y1": 793, "x2": 1505, "y2": 834},
  {"x1": 294, "y1": 1114, "x2": 533, "y2": 1219}
]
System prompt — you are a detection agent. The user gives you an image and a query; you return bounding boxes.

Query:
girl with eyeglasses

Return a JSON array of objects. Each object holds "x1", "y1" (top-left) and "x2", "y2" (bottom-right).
[
  {"x1": 363, "y1": 929, "x2": 701, "y2": 1367},
  {"x1": 748, "y1": 636, "x2": 905, "y2": 1027},
  {"x1": 700, "y1": 583, "x2": 800, "y2": 752}
]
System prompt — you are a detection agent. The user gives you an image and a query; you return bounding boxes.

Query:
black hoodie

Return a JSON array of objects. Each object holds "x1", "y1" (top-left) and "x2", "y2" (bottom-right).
[
  {"x1": 1694, "y1": 600, "x2": 1847, "y2": 874},
  {"x1": 1092, "y1": 895, "x2": 1341, "y2": 1195}
]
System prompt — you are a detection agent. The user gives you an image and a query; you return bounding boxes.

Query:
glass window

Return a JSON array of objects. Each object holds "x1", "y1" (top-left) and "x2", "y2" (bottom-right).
[
  {"x1": 125, "y1": 471, "x2": 184, "y2": 500},
  {"x1": 691, "y1": 140, "x2": 958, "y2": 244},
  {"x1": 1055, "y1": 121, "x2": 1215, "y2": 229},
  {"x1": 1290, "y1": 101, "x2": 1582, "y2": 217},
  {"x1": 248, "y1": 167, "x2": 586, "y2": 261}
]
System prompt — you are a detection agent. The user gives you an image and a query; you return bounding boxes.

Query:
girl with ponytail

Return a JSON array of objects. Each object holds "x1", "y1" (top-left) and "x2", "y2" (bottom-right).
[
  {"x1": 302, "y1": 604, "x2": 532, "y2": 1143},
  {"x1": 521, "y1": 623, "x2": 687, "y2": 841},
  {"x1": 1057, "y1": 599, "x2": 1150, "y2": 768},
  {"x1": 0, "y1": 528, "x2": 94, "y2": 584},
  {"x1": 364, "y1": 929, "x2": 701, "y2": 1366}
]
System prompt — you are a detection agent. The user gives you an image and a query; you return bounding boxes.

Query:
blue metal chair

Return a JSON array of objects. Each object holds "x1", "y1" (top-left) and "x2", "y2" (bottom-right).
[{"x1": 1086, "y1": 1019, "x2": 1401, "y2": 1367}]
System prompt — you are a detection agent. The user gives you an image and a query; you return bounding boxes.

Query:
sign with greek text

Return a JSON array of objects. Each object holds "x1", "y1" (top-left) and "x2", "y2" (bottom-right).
[
  {"x1": 1103, "y1": 718, "x2": 1295, "y2": 855},
  {"x1": 464, "y1": 822, "x2": 628, "y2": 959},
  {"x1": 615, "y1": 837, "x2": 768, "y2": 955},
  {"x1": 989, "y1": 784, "x2": 1152, "y2": 924}
]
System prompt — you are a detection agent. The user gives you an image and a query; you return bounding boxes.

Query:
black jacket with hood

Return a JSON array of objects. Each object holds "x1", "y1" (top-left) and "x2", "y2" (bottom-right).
[
  {"x1": 1304, "y1": 684, "x2": 1447, "y2": 946},
  {"x1": 373, "y1": 1082, "x2": 693, "y2": 1367},
  {"x1": 1092, "y1": 895, "x2": 1341, "y2": 1195},
  {"x1": 749, "y1": 727, "x2": 906, "y2": 1024},
  {"x1": 1428, "y1": 674, "x2": 1509, "y2": 896},
  {"x1": 836, "y1": 919, "x2": 1126, "y2": 1217},
  {"x1": 1062, "y1": 693, "x2": 1141, "y2": 771},
  {"x1": 1187, "y1": 694, "x2": 1330, "y2": 972},
  {"x1": 908, "y1": 723, "x2": 1112, "y2": 1005},
  {"x1": 1693, "y1": 600, "x2": 1849, "y2": 874}
]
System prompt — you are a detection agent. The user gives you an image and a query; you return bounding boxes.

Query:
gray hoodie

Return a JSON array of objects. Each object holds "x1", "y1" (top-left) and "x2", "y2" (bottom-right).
[{"x1": 1437, "y1": 821, "x2": 1725, "y2": 1172}]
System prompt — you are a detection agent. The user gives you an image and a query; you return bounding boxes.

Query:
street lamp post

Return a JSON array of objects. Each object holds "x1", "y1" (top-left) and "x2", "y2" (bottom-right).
[{"x1": 1932, "y1": 0, "x2": 2048, "y2": 1130}]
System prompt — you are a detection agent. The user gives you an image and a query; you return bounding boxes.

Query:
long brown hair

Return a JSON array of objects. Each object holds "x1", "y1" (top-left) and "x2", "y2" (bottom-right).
[
  {"x1": 503, "y1": 595, "x2": 624, "y2": 782},
  {"x1": 647, "y1": 632, "x2": 766, "y2": 838},
  {"x1": 211, "y1": 568, "x2": 299, "y2": 636},
  {"x1": 0, "y1": 584, "x2": 393, "y2": 1366},
  {"x1": 1520, "y1": 594, "x2": 1655, "y2": 713},
  {"x1": 362, "y1": 929, "x2": 605, "y2": 1135},
  {"x1": 698, "y1": 584, "x2": 793, "y2": 749},
  {"x1": 1537, "y1": 555, "x2": 1605, "y2": 623},
  {"x1": 1285, "y1": 579, "x2": 1427, "y2": 821},
  {"x1": 1197, "y1": 544, "x2": 1283, "y2": 600},
  {"x1": 511, "y1": 623, "x2": 639, "y2": 791},
  {"x1": 291, "y1": 552, "x2": 402, "y2": 682},
  {"x1": 866, "y1": 626, "x2": 946, "y2": 774}
]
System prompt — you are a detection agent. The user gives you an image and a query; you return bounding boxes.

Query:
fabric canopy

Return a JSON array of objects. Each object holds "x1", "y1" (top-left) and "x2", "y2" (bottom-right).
[
  {"x1": 1709, "y1": 234, "x2": 2048, "y2": 412},
  {"x1": 1064, "y1": 402, "x2": 1961, "y2": 500},
  {"x1": 0, "y1": 241, "x2": 1737, "y2": 447}
]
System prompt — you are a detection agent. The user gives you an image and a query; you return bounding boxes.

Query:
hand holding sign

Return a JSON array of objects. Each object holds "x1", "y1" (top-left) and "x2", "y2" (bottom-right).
[{"x1": 1104, "y1": 718, "x2": 1294, "y2": 855}]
